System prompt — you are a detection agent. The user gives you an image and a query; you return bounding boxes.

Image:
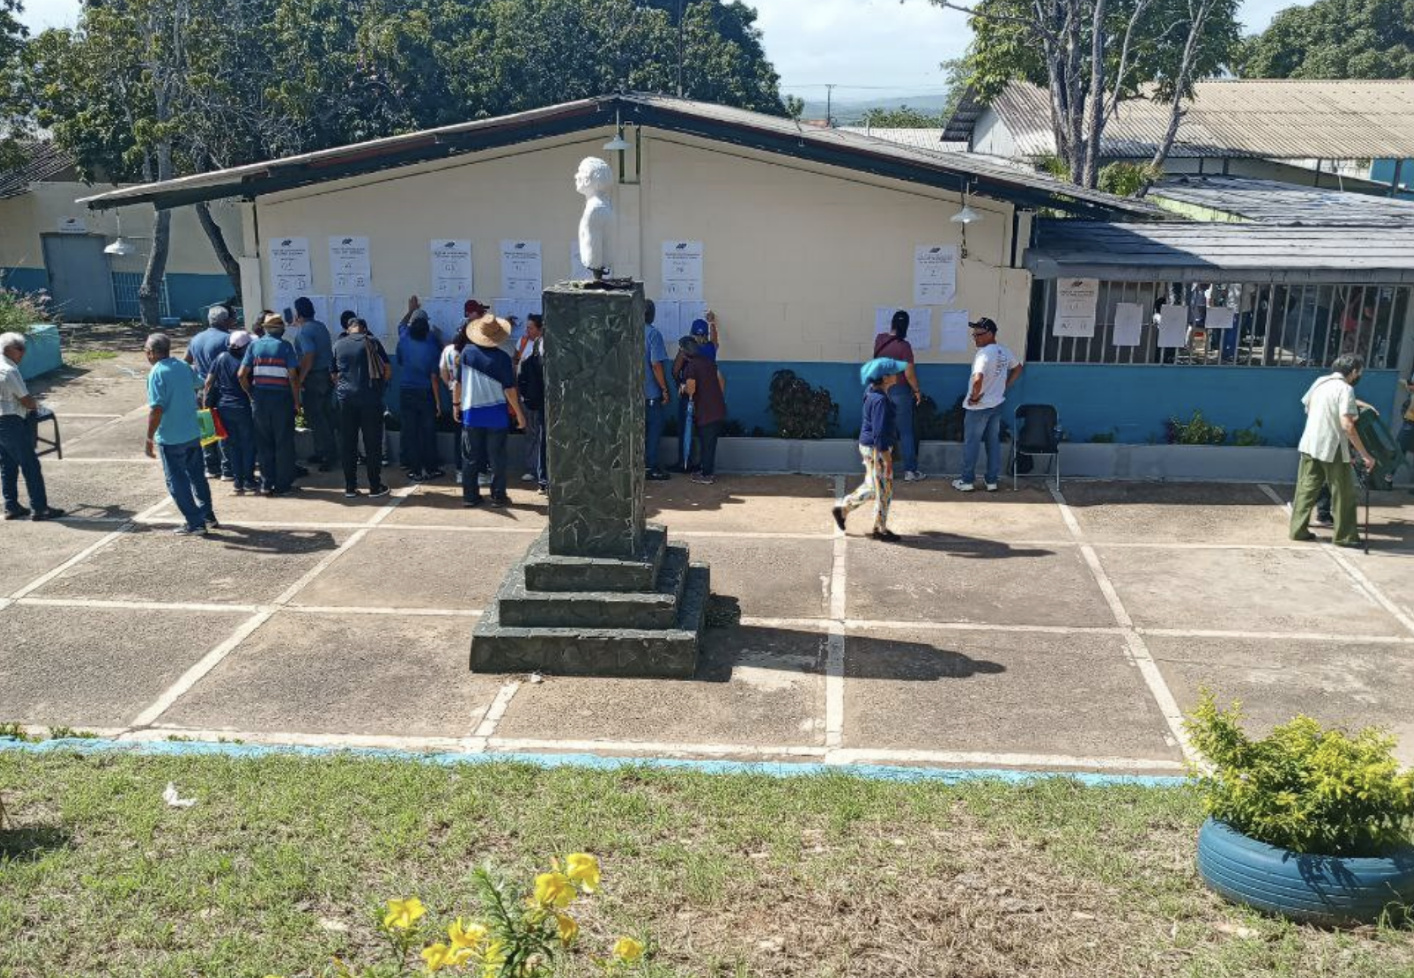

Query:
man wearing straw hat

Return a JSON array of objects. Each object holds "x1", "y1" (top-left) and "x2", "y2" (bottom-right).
[{"x1": 454, "y1": 314, "x2": 527, "y2": 508}]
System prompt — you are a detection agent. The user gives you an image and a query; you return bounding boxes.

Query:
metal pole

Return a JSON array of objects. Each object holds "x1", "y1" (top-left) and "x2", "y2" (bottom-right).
[
  {"x1": 676, "y1": 0, "x2": 684, "y2": 98},
  {"x1": 826, "y1": 84, "x2": 835, "y2": 127}
]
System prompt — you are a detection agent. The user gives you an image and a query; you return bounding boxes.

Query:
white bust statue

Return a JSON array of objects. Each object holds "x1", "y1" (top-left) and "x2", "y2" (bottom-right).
[{"x1": 574, "y1": 156, "x2": 614, "y2": 279}]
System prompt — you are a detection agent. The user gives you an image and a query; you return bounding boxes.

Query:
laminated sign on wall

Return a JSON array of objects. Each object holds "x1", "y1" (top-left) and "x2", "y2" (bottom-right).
[
  {"x1": 662, "y1": 241, "x2": 704, "y2": 300},
  {"x1": 1054, "y1": 278, "x2": 1099, "y2": 338},
  {"x1": 913, "y1": 245, "x2": 957, "y2": 305},
  {"x1": 329, "y1": 236, "x2": 372, "y2": 294},
  {"x1": 500, "y1": 240, "x2": 542, "y2": 299},
  {"x1": 431, "y1": 240, "x2": 473, "y2": 297},
  {"x1": 268, "y1": 237, "x2": 311, "y2": 296}
]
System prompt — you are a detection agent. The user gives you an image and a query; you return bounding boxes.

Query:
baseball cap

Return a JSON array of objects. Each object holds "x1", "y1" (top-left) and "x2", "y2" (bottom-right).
[
  {"x1": 689, "y1": 318, "x2": 710, "y2": 337},
  {"x1": 969, "y1": 317, "x2": 998, "y2": 333},
  {"x1": 228, "y1": 330, "x2": 252, "y2": 350}
]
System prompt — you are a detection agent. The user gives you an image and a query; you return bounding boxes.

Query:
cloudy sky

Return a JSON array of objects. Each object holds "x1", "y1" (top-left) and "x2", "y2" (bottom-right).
[{"x1": 18, "y1": 0, "x2": 1312, "y2": 100}]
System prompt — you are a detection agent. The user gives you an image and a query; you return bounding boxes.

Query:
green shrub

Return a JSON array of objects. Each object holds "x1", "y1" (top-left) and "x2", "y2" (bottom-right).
[
  {"x1": 0, "y1": 286, "x2": 51, "y2": 332},
  {"x1": 768, "y1": 369, "x2": 838, "y2": 439},
  {"x1": 1184, "y1": 690, "x2": 1414, "y2": 857},
  {"x1": 1165, "y1": 409, "x2": 1226, "y2": 445},
  {"x1": 1232, "y1": 419, "x2": 1265, "y2": 447},
  {"x1": 1088, "y1": 429, "x2": 1117, "y2": 444}
]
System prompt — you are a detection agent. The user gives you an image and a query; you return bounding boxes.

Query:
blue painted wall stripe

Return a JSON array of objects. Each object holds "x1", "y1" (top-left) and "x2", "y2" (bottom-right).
[{"x1": 0, "y1": 736, "x2": 1188, "y2": 788}]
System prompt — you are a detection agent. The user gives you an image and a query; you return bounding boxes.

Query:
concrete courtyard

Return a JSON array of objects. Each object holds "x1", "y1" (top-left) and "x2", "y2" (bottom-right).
[{"x1": 4, "y1": 346, "x2": 1414, "y2": 774}]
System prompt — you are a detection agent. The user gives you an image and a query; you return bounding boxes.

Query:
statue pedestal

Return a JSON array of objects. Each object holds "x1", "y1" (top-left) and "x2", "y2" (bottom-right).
[{"x1": 470, "y1": 282, "x2": 709, "y2": 678}]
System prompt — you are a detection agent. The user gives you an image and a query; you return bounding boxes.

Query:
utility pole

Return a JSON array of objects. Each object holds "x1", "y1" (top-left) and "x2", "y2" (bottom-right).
[
  {"x1": 677, "y1": 0, "x2": 685, "y2": 97},
  {"x1": 825, "y1": 84, "x2": 836, "y2": 127}
]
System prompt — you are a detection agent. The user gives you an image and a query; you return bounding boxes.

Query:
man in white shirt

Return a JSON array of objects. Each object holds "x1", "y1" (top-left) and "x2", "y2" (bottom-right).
[
  {"x1": 1292, "y1": 353, "x2": 1375, "y2": 547},
  {"x1": 953, "y1": 317, "x2": 1023, "y2": 493},
  {"x1": 0, "y1": 332, "x2": 64, "y2": 521}
]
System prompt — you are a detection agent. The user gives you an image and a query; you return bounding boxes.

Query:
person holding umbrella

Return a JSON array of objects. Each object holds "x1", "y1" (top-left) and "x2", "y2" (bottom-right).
[
  {"x1": 833, "y1": 358, "x2": 908, "y2": 542},
  {"x1": 678, "y1": 335, "x2": 727, "y2": 486}
]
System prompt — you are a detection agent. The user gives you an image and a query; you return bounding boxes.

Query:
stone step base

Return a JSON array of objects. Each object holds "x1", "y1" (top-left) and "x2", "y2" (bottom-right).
[
  {"x1": 500, "y1": 545, "x2": 690, "y2": 630},
  {"x1": 522, "y1": 525, "x2": 667, "y2": 593},
  {"x1": 470, "y1": 563, "x2": 710, "y2": 679}
]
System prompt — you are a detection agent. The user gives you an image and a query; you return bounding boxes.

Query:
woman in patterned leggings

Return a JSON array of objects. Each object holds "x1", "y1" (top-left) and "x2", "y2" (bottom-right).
[{"x1": 833, "y1": 358, "x2": 907, "y2": 542}]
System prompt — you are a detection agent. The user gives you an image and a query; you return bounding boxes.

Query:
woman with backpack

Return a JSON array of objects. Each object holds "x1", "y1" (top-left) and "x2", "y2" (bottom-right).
[{"x1": 331, "y1": 316, "x2": 392, "y2": 499}]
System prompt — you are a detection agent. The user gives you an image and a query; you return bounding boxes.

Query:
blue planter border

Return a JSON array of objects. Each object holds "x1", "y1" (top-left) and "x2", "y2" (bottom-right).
[{"x1": 18, "y1": 323, "x2": 63, "y2": 381}]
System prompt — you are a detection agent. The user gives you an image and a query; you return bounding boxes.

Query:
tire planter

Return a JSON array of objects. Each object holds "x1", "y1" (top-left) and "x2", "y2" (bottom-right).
[{"x1": 1197, "y1": 818, "x2": 1414, "y2": 925}]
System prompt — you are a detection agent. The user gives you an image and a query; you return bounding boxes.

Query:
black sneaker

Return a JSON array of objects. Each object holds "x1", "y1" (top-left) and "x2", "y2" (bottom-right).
[
  {"x1": 4, "y1": 506, "x2": 31, "y2": 521},
  {"x1": 426, "y1": 469, "x2": 445, "y2": 480},
  {"x1": 205, "y1": 516, "x2": 221, "y2": 529},
  {"x1": 407, "y1": 471, "x2": 427, "y2": 483},
  {"x1": 463, "y1": 497, "x2": 483, "y2": 508},
  {"x1": 831, "y1": 506, "x2": 846, "y2": 531},
  {"x1": 489, "y1": 494, "x2": 511, "y2": 508},
  {"x1": 368, "y1": 485, "x2": 391, "y2": 499},
  {"x1": 646, "y1": 470, "x2": 671, "y2": 481},
  {"x1": 30, "y1": 507, "x2": 65, "y2": 522},
  {"x1": 871, "y1": 529, "x2": 902, "y2": 543},
  {"x1": 344, "y1": 488, "x2": 361, "y2": 499}
]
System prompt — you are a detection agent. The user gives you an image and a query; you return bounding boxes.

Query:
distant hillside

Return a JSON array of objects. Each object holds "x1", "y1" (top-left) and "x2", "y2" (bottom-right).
[{"x1": 793, "y1": 93, "x2": 953, "y2": 125}]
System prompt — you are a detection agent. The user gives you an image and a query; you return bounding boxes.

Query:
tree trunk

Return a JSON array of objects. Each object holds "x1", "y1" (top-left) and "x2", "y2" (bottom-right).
[
  {"x1": 1080, "y1": 0, "x2": 1108, "y2": 188},
  {"x1": 137, "y1": 140, "x2": 173, "y2": 329},
  {"x1": 195, "y1": 201, "x2": 241, "y2": 298},
  {"x1": 1145, "y1": 0, "x2": 1214, "y2": 189}
]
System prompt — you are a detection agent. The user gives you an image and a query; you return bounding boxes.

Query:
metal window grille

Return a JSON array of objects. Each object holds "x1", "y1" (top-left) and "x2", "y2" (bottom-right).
[
  {"x1": 1027, "y1": 279, "x2": 1412, "y2": 371},
  {"x1": 111, "y1": 272, "x2": 171, "y2": 321}
]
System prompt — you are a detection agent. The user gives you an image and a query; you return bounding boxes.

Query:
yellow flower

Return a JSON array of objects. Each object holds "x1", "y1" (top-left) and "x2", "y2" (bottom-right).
[
  {"x1": 421, "y1": 943, "x2": 454, "y2": 973},
  {"x1": 533, "y1": 871, "x2": 575, "y2": 909},
  {"x1": 480, "y1": 939, "x2": 508, "y2": 978},
  {"x1": 555, "y1": 912, "x2": 579, "y2": 945},
  {"x1": 448, "y1": 917, "x2": 489, "y2": 950},
  {"x1": 612, "y1": 936, "x2": 645, "y2": 963},
  {"x1": 564, "y1": 853, "x2": 601, "y2": 893},
  {"x1": 383, "y1": 897, "x2": 427, "y2": 930}
]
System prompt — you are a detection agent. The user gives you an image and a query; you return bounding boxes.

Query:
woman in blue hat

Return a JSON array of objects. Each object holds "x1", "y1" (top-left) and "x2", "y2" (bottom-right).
[{"x1": 833, "y1": 358, "x2": 908, "y2": 541}]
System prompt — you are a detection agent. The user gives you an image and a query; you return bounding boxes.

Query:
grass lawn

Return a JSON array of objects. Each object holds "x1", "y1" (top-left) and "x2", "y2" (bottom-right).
[{"x1": 1, "y1": 747, "x2": 1411, "y2": 977}]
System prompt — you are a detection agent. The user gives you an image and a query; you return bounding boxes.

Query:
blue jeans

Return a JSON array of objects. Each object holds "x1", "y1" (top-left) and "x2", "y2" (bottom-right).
[
  {"x1": 462, "y1": 426, "x2": 508, "y2": 501},
  {"x1": 159, "y1": 438, "x2": 215, "y2": 530},
  {"x1": 645, "y1": 398, "x2": 667, "y2": 471},
  {"x1": 399, "y1": 387, "x2": 438, "y2": 475},
  {"x1": 961, "y1": 404, "x2": 1004, "y2": 486},
  {"x1": 889, "y1": 384, "x2": 917, "y2": 473},
  {"x1": 0, "y1": 414, "x2": 48, "y2": 513},
  {"x1": 220, "y1": 406, "x2": 256, "y2": 489}
]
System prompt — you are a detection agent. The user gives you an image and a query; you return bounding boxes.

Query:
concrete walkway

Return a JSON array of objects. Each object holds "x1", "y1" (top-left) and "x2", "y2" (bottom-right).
[{"x1": 4, "y1": 348, "x2": 1413, "y2": 773}]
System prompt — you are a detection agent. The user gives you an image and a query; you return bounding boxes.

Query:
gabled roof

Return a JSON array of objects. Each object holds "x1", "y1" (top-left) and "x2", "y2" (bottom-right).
[
  {"x1": 837, "y1": 127, "x2": 967, "y2": 152},
  {"x1": 1151, "y1": 175, "x2": 1414, "y2": 226},
  {"x1": 944, "y1": 79, "x2": 1414, "y2": 160},
  {"x1": 0, "y1": 142, "x2": 77, "y2": 199},
  {"x1": 1026, "y1": 219, "x2": 1414, "y2": 283},
  {"x1": 77, "y1": 94, "x2": 1163, "y2": 220}
]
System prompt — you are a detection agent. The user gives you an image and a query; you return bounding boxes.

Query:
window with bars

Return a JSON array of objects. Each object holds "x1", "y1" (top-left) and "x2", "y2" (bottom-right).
[
  {"x1": 1027, "y1": 279, "x2": 1412, "y2": 370},
  {"x1": 111, "y1": 272, "x2": 171, "y2": 321}
]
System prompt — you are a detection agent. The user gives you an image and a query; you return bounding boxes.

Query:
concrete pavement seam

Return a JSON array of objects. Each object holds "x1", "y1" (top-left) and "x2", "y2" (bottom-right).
[{"x1": 823, "y1": 475, "x2": 847, "y2": 756}]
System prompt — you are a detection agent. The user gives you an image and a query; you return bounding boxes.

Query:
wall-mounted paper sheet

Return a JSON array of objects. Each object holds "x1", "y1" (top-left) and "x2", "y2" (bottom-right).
[
  {"x1": 661, "y1": 240, "x2": 704, "y2": 300},
  {"x1": 872, "y1": 307, "x2": 933, "y2": 352},
  {"x1": 421, "y1": 297, "x2": 466, "y2": 337},
  {"x1": 328, "y1": 236, "x2": 371, "y2": 294},
  {"x1": 331, "y1": 294, "x2": 388, "y2": 340},
  {"x1": 1205, "y1": 306, "x2": 1235, "y2": 331},
  {"x1": 1112, "y1": 302, "x2": 1144, "y2": 347},
  {"x1": 268, "y1": 237, "x2": 312, "y2": 308},
  {"x1": 1054, "y1": 278, "x2": 1099, "y2": 338},
  {"x1": 500, "y1": 240, "x2": 542, "y2": 299},
  {"x1": 913, "y1": 244, "x2": 957, "y2": 305},
  {"x1": 939, "y1": 310, "x2": 970, "y2": 352},
  {"x1": 1158, "y1": 304, "x2": 1188, "y2": 348},
  {"x1": 430, "y1": 240, "x2": 472, "y2": 297}
]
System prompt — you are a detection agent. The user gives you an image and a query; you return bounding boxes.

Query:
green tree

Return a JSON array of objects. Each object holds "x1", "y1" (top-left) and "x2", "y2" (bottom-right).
[
  {"x1": 1237, "y1": 0, "x2": 1414, "y2": 79},
  {"x1": 935, "y1": 0, "x2": 1240, "y2": 187},
  {"x1": 860, "y1": 105, "x2": 943, "y2": 128},
  {"x1": 0, "y1": 0, "x2": 29, "y2": 170}
]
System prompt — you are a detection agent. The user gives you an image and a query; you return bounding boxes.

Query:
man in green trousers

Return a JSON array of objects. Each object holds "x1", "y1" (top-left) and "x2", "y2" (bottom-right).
[{"x1": 1291, "y1": 354, "x2": 1376, "y2": 548}]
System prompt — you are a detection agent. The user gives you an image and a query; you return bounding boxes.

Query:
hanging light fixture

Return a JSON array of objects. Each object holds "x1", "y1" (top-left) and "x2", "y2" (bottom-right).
[
  {"x1": 950, "y1": 203, "x2": 980, "y2": 225},
  {"x1": 603, "y1": 110, "x2": 631, "y2": 152},
  {"x1": 104, "y1": 212, "x2": 136, "y2": 256}
]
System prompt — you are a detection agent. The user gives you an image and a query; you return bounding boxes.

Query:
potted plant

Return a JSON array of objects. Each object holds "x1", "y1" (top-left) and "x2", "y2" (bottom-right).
[{"x1": 1184, "y1": 691, "x2": 1414, "y2": 925}]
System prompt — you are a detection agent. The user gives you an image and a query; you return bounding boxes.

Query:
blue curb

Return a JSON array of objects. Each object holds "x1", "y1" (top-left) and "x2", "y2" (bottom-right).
[{"x1": 0, "y1": 736, "x2": 1189, "y2": 788}]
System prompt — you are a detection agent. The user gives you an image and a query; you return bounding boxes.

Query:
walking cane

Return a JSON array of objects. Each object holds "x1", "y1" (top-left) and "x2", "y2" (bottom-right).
[{"x1": 682, "y1": 397, "x2": 695, "y2": 471}]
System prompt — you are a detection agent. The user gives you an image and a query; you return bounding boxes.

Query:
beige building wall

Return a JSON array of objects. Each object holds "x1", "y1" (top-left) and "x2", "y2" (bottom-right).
[
  {"x1": 251, "y1": 128, "x2": 1023, "y2": 365},
  {"x1": 0, "y1": 181, "x2": 241, "y2": 276}
]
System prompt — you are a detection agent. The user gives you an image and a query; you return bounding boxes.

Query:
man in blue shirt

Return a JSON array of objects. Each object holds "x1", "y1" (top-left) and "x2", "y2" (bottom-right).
[
  {"x1": 184, "y1": 305, "x2": 234, "y2": 480},
  {"x1": 293, "y1": 296, "x2": 337, "y2": 470},
  {"x1": 239, "y1": 313, "x2": 302, "y2": 496},
  {"x1": 454, "y1": 314, "x2": 526, "y2": 507},
  {"x1": 396, "y1": 307, "x2": 444, "y2": 482},
  {"x1": 145, "y1": 332, "x2": 217, "y2": 536},
  {"x1": 644, "y1": 299, "x2": 671, "y2": 481}
]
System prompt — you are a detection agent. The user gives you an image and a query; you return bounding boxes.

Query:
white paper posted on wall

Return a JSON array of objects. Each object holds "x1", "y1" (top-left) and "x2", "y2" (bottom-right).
[
  {"x1": 332, "y1": 294, "x2": 389, "y2": 340},
  {"x1": 662, "y1": 241, "x2": 704, "y2": 301},
  {"x1": 1204, "y1": 306, "x2": 1235, "y2": 332},
  {"x1": 654, "y1": 300, "x2": 708, "y2": 347},
  {"x1": 421, "y1": 298, "x2": 466, "y2": 336},
  {"x1": 872, "y1": 307, "x2": 933, "y2": 352},
  {"x1": 1157, "y1": 304, "x2": 1188, "y2": 348},
  {"x1": 430, "y1": 240, "x2": 473, "y2": 297},
  {"x1": 328, "y1": 236, "x2": 372, "y2": 294},
  {"x1": 1054, "y1": 278, "x2": 1099, "y2": 338},
  {"x1": 939, "y1": 310, "x2": 970, "y2": 352},
  {"x1": 1112, "y1": 302, "x2": 1144, "y2": 347},
  {"x1": 913, "y1": 245, "x2": 957, "y2": 305},
  {"x1": 500, "y1": 240, "x2": 542, "y2": 299},
  {"x1": 268, "y1": 237, "x2": 312, "y2": 312}
]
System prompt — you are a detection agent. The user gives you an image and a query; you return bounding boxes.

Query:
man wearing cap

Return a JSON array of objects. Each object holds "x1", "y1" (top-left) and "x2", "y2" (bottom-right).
[
  {"x1": 332, "y1": 317, "x2": 392, "y2": 499},
  {"x1": 239, "y1": 312, "x2": 302, "y2": 496},
  {"x1": 293, "y1": 297, "x2": 337, "y2": 471},
  {"x1": 397, "y1": 300, "x2": 445, "y2": 483},
  {"x1": 953, "y1": 317, "x2": 1022, "y2": 493},
  {"x1": 644, "y1": 299, "x2": 672, "y2": 481},
  {"x1": 0, "y1": 332, "x2": 64, "y2": 522},
  {"x1": 454, "y1": 314, "x2": 527, "y2": 507},
  {"x1": 203, "y1": 330, "x2": 257, "y2": 493},
  {"x1": 185, "y1": 304, "x2": 234, "y2": 480},
  {"x1": 145, "y1": 332, "x2": 217, "y2": 536}
]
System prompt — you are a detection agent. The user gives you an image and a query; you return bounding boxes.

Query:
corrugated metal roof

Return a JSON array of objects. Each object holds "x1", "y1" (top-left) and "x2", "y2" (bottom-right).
[
  {"x1": 1026, "y1": 219, "x2": 1414, "y2": 283},
  {"x1": 838, "y1": 127, "x2": 967, "y2": 151},
  {"x1": 1151, "y1": 175, "x2": 1414, "y2": 226},
  {"x1": 947, "y1": 79, "x2": 1414, "y2": 160},
  {"x1": 76, "y1": 93, "x2": 1163, "y2": 219},
  {"x1": 0, "y1": 142, "x2": 76, "y2": 199}
]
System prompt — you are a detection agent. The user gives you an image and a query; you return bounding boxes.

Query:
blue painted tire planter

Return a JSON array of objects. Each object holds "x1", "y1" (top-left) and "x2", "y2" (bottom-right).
[
  {"x1": 1197, "y1": 818, "x2": 1414, "y2": 926},
  {"x1": 18, "y1": 323, "x2": 63, "y2": 381}
]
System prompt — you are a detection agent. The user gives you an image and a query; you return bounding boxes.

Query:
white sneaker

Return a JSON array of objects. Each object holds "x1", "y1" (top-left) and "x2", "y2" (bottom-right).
[
  {"x1": 910, "y1": 470, "x2": 927, "y2": 482},
  {"x1": 985, "y1": 482, "x2": 999, "y2": 492},
  {"x1": 455, "y1": 470, "x2": 464, "y2": 485},
  {"x1": 904, "y1": 470, "x2": 917, "y2": 482},
  {"x1": 951, "y1": 479, "x2": 976, "y2": 493},
  {"x1": 520, "y1": 473, "x2": 534, "y2": 482}
]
